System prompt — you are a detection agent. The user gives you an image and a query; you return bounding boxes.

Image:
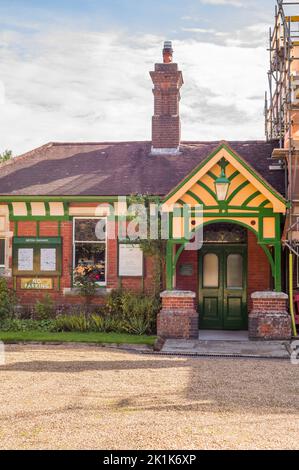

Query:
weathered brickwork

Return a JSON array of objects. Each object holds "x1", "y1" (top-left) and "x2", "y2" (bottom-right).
[
  {"x1": 10, "y1": 219, "x2": 158, "y2": 307},
  {"x1": 176, "y1": 249, "x2": 198, "y2": 295},
  {"x1": 247, "y1": 231, "x2": 271, "y2": 308},
  {"x1": 157, "y1": 291, "x2": 198, "y2": 339},
  {"x1": 150, "y1": 62, "x2": 183, "y2": 150},
  {"x1": 249, "y1": 292, "x2": 291, "y2": 340}
]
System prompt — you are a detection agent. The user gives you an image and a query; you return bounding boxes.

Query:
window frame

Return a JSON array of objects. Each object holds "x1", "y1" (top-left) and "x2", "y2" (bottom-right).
[{"x1": 73, "y1": 217, "x2": 107, "y2": 287}]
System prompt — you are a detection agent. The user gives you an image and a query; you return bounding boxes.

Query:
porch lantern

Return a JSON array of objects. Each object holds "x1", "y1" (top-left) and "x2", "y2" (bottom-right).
[{"x1": 214, "y1": 158, "x2": 230, "y2": 201}]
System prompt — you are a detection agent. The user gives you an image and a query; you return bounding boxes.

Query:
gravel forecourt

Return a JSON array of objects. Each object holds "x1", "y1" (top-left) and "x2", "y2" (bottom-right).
[{"x1": 0, "y1": 344, "x2": 298, "y2": 450}]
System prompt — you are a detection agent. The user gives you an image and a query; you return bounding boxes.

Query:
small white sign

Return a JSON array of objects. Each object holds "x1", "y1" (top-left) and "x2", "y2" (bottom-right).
[
  {"x1": 119, "y1": 244, "x2": 143, "y2": 277},
  {"x1": 18, "y1": 248, "x2": 34, "y2": 271},
  {"x1": 40, "y1": 248, "x2": 56, "y2": 272}
]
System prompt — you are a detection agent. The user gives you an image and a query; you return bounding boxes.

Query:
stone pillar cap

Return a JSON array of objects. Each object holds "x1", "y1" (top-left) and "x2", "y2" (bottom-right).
[
  {"x1": 160, "y1": 290, "x2": 196, "y2": 298},
  {"x1": 251, "y1": 291, "x2": 288, "y2": 299}
]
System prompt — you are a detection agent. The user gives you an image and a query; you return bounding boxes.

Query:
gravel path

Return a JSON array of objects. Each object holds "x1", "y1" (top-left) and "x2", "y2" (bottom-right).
[{"x1": 0, "y1": 344, "x2": 298, "y2": 450}]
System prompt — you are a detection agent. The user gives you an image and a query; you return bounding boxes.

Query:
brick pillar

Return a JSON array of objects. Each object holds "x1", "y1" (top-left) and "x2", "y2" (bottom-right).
[
  {"x1": 157, "y1": 290, "x2": 198, "y2": 339},
  {"x1": 249, "y1": 292, "x2": 291, "y2": 340}
]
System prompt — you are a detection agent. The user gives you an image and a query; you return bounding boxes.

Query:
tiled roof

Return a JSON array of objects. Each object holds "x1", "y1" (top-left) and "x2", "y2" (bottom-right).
[{"x1": 0, "y1": 140, "x2": 285, "y2": 197}]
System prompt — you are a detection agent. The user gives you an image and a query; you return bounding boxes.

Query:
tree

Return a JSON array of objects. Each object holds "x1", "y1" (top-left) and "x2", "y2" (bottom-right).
[{"x1": 0, "y1": 150, "x2": 12, "y2": 164}]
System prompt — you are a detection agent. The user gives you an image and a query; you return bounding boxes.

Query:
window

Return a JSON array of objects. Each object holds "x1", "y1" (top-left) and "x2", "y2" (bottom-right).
[
  {"x1": 227, "y1": 253, "x2": 243, "y2": 288},
  {"x1": 0, "y1": 239, "x2": 5, "y2": 267},
  {"x1": 73, "y1": 218, "x2": 106, "y2": 285},
  {"x1": 203, "y1": 253, "x2": 219, "y2": 288},
  {"x1": 297, "y1": 244, "x2": 299, "y2": 288}
]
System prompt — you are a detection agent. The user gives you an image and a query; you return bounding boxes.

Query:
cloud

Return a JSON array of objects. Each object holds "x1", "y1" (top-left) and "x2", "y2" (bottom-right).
[
  {"x1": 200, "y1": 0, "x2": 244, "y2": 7},
  {"x1": 0, "y1": 25, "x2": 268, "y2": 155},
  {"x1": 181, "y1": 27, "x2": 216, "y2": 34}
]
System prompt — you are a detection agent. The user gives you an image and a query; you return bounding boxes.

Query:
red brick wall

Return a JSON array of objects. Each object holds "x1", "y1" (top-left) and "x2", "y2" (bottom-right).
[
  {"x1": 39, "y1": 221, "x2": 59, "y2": 237},
  {"x1": 11, "y1": 219, "x2": 157, "y2": 306},
  {"x1": 17, "y1": 221, "x2": 37, "y2": 236},
  {"x1": 175, "y1": 249, "x2": 198, "y2": 294},
  {"x1": 247, "y1": 231, "x2": 271, "y2": 308}
]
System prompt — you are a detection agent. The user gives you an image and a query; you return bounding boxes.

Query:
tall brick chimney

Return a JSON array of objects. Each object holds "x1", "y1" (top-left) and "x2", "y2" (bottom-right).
[{"x1": 150, "y1": 41, "x2": 183, "y2": 155}]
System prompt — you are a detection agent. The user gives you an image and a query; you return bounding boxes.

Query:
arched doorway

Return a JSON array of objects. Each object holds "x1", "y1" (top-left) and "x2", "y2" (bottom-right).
[{"x1": 173, "y1": 222, "x2": 272, "y2": 331}]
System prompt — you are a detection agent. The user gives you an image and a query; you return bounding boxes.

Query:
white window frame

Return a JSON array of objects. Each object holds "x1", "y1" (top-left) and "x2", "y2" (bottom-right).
[{"x1": 73, "y1": 217, "x2": 107, "y2": 287}]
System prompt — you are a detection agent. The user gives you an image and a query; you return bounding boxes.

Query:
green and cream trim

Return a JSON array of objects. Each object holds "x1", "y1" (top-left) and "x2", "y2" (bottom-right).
[{"x1": 162, "y1": 143, "x2": 287, "y2": 293}]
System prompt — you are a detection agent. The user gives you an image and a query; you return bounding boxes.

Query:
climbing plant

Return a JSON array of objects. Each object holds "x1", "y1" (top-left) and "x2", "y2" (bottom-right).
[{"x1": 127, "y1": 194, "x2": 166, "y2": 295}]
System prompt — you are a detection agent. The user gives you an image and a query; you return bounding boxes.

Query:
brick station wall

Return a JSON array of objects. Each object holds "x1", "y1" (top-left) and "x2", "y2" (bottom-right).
[
  {"x1": 247, "y1": 231, "x2": 271, "y2": 308},
  {"x1": 249, "y1": 293, "x2": 291, "y2": 340},
  {"x1": 10, "y1": 219, "x2": 157, "y2": 307},
  {"x1": 157, "y1": 292, "x2": 198, "y2": 339},
  {"x1": 176, "y1": 249, "x2": 198, "y2": 296}
]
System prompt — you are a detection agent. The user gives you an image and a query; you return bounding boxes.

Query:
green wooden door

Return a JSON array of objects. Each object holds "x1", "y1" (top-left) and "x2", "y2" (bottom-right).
[{"x1": 198, "y1": 245, "x2": 247, "y2": 330}]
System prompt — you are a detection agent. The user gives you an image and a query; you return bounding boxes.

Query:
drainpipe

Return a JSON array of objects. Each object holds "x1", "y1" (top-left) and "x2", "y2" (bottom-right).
[{"x1": 289, "y1": 251, "x2": 298, "y2": 337}]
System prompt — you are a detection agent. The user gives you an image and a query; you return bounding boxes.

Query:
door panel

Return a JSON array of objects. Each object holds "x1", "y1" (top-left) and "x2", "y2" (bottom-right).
[
  {"x1": 199, "y1": 248, "x2": 223, "y2": 329},
  {"x1": 203, "y1": 297, "x2": 220, "y2": 323},
  {"x1": 199, "y1": 245, "x2": 247, "y2": 330}
]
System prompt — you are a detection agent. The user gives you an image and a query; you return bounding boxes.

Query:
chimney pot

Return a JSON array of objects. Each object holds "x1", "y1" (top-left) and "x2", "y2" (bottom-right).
[{"x1": 163, "y1": 40, "x2": 173, "y2": 63}]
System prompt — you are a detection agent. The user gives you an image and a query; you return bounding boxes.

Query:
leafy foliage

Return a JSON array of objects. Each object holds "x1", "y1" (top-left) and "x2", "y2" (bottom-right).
[
  {"x1": 0, "y1": 278, "x2": 17, "y2": 319},
  {"x1": 127, "y1": 194, "x2": 166, "y2": 295},
  {"x1": 73, "y1": 269, "x2": 97, "y2": 301},
  {"x1": 0, "y1": 150, "x2": 12, "y2": 164},
  {"x1": 53, "y1": 314, "x2": 89, "y2": 332},
  {"x1": 0, "y1": 318, "x2": 55, "y2": 332},
  {"x1": 119, "y1": 291, "x2": 159, "y2": 335},
  {"x1": 35, "y1": 294, "x2": 55, "y2": 320}
]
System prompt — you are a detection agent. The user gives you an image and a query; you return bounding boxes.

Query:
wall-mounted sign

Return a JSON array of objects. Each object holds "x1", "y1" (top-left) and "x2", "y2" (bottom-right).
[
  {"x1": 14, "y1": 237, "x2": 61, "y2": 245},
  {"x1": 179, "y1": 263, "x2": 193, "y2": 276},
  {"x1": 13, "y1": 237, "x2": 61, "y2": 276},
  {"x1": 21, "y1": 278, "x2": 53, "y2": 290},
  {"x1": 118, "y1": 244, "x2": 143, "y2": 277}
]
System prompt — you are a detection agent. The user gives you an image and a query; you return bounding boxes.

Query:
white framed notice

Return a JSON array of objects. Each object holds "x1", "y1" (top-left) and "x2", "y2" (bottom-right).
[
  {"x1": 40, "y1": 248, "x2": 57, "y2": 272},
  {"x1": 18, "y1": 248, "x2": 34, "y2": 271},
  {"x1": 118, "y1": 244, "x2": 143, "y2": 277}
]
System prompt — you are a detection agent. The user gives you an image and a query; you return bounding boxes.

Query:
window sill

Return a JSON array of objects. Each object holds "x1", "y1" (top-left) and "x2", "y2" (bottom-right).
[{"x1": 63, "y1": 287, "x2": 112, "y2": 297}]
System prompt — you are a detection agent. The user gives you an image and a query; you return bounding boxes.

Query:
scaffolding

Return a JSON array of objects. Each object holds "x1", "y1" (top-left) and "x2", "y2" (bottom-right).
[{"x1": 265, "y1": 1, "x2": 299, "y2": 253}]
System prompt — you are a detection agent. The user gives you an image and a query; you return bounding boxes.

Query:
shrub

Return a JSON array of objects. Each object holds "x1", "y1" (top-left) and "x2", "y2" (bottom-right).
[
  {"x1": 35, "y1": 294, "x2": 55, "y2": 320},
  {"x1": 53, "y1": 314, "x2": 89, "y2": 332},
  {"x1": 0, "y1": 318, "x2": 55, "y2": 332},
  {"x1": 89, "y1": 313, "x2": 123, "y2": 333},
  {"x1": 73, "y1": 268, "x2": 97, "y2": 306},
  {"x1": 120, "y1": 292, "x2": 159, "y2": 335},
  {"x1": 0, "y1": 278, "x2": 17, "y2": 320},
  {"x1": 105, "y1": 288, "x2": 124, "y2": 316}
]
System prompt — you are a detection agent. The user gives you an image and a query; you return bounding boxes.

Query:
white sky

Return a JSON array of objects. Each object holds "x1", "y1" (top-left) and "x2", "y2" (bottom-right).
[{"x1": 0, "y1": 0, "x2": 280, "y2": 155}]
